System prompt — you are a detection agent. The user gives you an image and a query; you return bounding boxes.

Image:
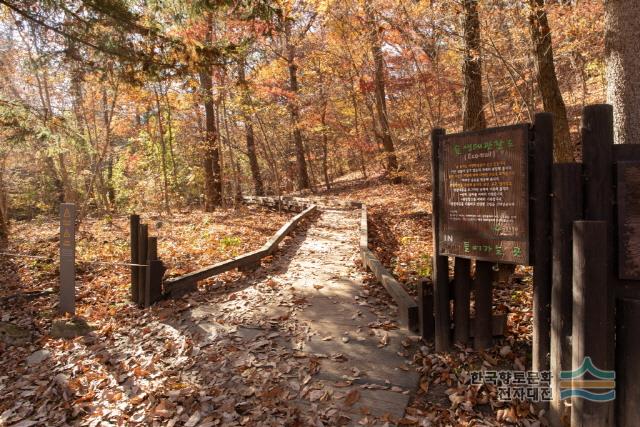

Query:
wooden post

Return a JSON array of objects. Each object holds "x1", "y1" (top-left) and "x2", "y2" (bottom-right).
[
  {"x1": 147, "y1": 236, "x2": 157, "y2": 261},
  {"x1": 581, "y1": 104, "x2": 615, "y2": 381},
  {"x1": 147, "y1": 260, "x2": 165, "y2": 306},
  {"x1": 360, "y1": 205, "x2": 368, "y2": 266},
  {"x1": 616, "y1": 298, "x2": 640, "y2": 427},
  {"x1": 137, "y1": 223, "x2": 148, "y2": 307},
  {"x1": 474, "y1": 260, "x2": 493, "y2": 350},
  {"x1": 418, "y1": 279, "x2": 434, "y2": 340},
  {"x1": 571, "y1": 221, "x2": 612, "y2": 427},
  {"x1": 532, "y1": 112, "x2": 553, "y2": 372},
  {"x1": 431, "y1": 128, "x2": 450, "y2": 351},
  {"x1": 453, "y1": 257, "x2": 471, "y2": 345},
  {"x1": 550, "y1": 163, "x2": 583, "y2": 427},
  {"x1": 130, "y1": 214, "x2": 140, "y2": 304},
  {"x1": 145, "y1": 236, "x2": 163, "y2": 308},
  {"x1": 582, "y1": 105, "x2": 613, "y2": 223},
  {"x1": 59, "y1": 203, "x2": 76, "y2": 315}
]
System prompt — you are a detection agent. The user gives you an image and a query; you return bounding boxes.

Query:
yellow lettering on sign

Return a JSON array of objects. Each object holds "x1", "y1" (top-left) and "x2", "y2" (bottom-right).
[{"x1": 63, "y1": 230, "x2": 71, "y2": 238}]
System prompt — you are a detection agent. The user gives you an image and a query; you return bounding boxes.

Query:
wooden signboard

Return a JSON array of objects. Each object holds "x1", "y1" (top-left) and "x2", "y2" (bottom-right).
[
  {"x1": 438, "y1": 124, "x2": 530, "y2": 264},
  {"x1": 617, "y1": 161, "x2": 640, "y2": 280}
]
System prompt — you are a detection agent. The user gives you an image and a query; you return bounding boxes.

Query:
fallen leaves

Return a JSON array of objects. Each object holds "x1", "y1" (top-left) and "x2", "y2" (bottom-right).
[{"x1": 343, "y1": 389, "x2": 360, "y2": 407}]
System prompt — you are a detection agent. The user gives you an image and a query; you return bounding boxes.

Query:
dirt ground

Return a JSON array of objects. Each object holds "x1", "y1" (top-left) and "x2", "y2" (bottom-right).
[{"x1": 0, "y1": 189, "x2": 540, "y2": 426}]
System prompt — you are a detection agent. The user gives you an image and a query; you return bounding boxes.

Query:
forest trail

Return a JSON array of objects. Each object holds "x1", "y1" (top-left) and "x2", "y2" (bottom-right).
[{"x1": 182, "y1": 207, "x2": 420, "y2": 423}]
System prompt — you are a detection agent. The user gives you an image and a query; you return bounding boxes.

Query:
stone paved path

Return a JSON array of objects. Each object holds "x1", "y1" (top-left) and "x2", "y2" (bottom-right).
[
  {"x1": 187, "y1": 208, "x2": 420, "y2": 424},
  {"x1": 284, "y1": 209, "x2": 420, "y2": 420}
]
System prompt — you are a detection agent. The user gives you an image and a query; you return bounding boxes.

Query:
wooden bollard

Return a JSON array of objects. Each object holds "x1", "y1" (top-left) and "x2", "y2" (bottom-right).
[
  {"x1": 145, "y1": 236, "x2": 163, "y2": 308},
  {"x1": 581, "y1": 105, "x2": 615, "y2": 425},
  {"x1": 137, "y1": 224, "x2": 148, "y2": 307},
  {"x1": 616, "y1": 298, "x2": 640, "y2": 427},
  {"x1": 431, "y1": 128, "x2": 451, "y2": 351},
  {"x1": 453, "y1": 257, "x2": 471, "y2": 345},
  {"x1": 474, "y1": 260, "x2": 493, "y2": 350},
  {"x1": 417, "y1": 279, "x2": 434, "y2": 341},
  {"x1": 130, "y1": 214, "x2": 140, "y2": 304},
  {"x1": 550, "y1": 163, "x2": 583, "y2": 426},
  {"x1": 571, "y1": 221, "x2": 612, "y2": 427},
  {"x1": 147, "y1": 236, "x2": 157, "y2": 261},
  {"x1": 532, "y1": 112, "x2": 554, "y2": 374}
]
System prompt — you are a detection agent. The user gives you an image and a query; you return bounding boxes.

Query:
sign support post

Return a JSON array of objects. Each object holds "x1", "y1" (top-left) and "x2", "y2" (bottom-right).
[{"x1": 59, "y1": 203, "x2": 76, "y2": 315}]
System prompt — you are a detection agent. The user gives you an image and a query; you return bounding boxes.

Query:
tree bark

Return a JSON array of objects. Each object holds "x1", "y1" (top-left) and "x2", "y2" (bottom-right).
[
  {"x1": 199, "y1": 68, "x2": 222, "y2": 211},
  {"x1": 528, "y1": 0, "x2": 573, "y2": 161},
  {"x1": 284, "y1": 19, "x2": 311, "y2": 191},
  {"x1": 197, "y1": 16, "x2": 222, "y2": 211},
  {"x1": 462, "y1": 0, "x2": 486, "y2": 132},
  {"x1": 0, "y1": 176, "x2": 8, "y2": 243},
  {"x1": 238, "y1": 59, "x2": 265, "y2": 195},
  {"x1": 605, "y1": 0, "x2": 640, "y2": 145},
  {"x1": 364, "y1": 0, "x2": 400, "y2": 182},
  {"x1": 153, "y1": 85, "x2": 170, "y2": 213},
  {"x1": 160, "y1": 85, "x2": 180, "y2": 199},
  {"x1": 320, "y1": 102, "x2": 331, "y2": 190}
]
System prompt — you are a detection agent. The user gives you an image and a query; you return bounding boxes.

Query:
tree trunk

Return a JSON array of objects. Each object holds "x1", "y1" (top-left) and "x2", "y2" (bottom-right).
[
  {"x1": 285, "y1": 19, "x2": 311, "y2": 191},
  {"x1": 462, "y1": 0, "x2": 486, "y2": 132},
  {"x1": 0, "y1": 167, "x2": 8, "y2": 244},
  {"x1": 528, "y1": 0, "x2": 573, "y2": 161},
  {"x1": 605, "y1": 0, "x2": 640, "y2": 145},
  {"x1": 350, "y1": 78, "x2": 368, "y2": 179},
  {"x1": 154, "y1": 86, "x2": 171, "y2": 213},
  {"x1": 462, "y1": 0, "x2": 517, "y2": 288},
  {"x1": 245, "y1": 123, "x2": 264, "y2": 195},
  {"x1": 199, "y1": 69, "x2": 222, "y2": 211},
  {"x1": 160, "y1": 85, "x2": 180, "y2": 200},
  {"x1": 238, "y1": 59, "x2": 265, "y2": 195},
  {"x1": 221, "y1": 95, "x2": 243, "y2": 202},
  {"x1": 198, "y1": 17, "x2": 222, "y2": 211},
  {"x1": 320, "y1": 102, "x2": 331, "y2": 190},
  {"x1": 364, "y1": 0, "x2": 400, "y2": 182},
  {"x1": 101, "y1": 88, "x2": 115, "y2": 212}
]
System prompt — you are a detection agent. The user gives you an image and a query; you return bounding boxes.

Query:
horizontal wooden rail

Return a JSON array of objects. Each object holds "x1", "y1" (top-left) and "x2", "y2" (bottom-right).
[
  {"x1": 242, "y1": 195, "x2": 308, "y2": 212},
  {"x1": 359, "y1": 204, "x2": 419, "y2": 332},
  {"x1": 246, "y1": 196, "x2": 419, "y2": 333},
  {"x1": 164, "y1": 205, "x2": 317, "y2": 298},
  {"x1": 243, "y1": 195, "x2": 362, "y2": 211}
]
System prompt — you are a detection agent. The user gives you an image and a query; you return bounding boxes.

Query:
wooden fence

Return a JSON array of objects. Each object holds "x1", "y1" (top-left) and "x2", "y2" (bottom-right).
[
  {"x1": 163, "y1": 204, "x2": 316, "y2": 297},
  {"x1": 547, "y1": 105, "x2": 639, "y2": 427},
  {"x1": 425, "y1": 104, "x2": 639, "y2": 426},
  {"x1": 359, "y1": 204, "x2": 419, "y2": 331},
  {"x1": 129, "y1": 215, "x2": 165, "y2": 308},
  {"x1": 128, "y1": 200, "x2": 317, "y2": 305}
]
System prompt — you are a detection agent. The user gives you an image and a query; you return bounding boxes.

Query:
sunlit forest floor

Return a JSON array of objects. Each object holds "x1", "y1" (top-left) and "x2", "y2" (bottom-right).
[
  {"x1": 316, "y1": 175, "x2": 538, "y2": 424},
  {"x1": 0, "y1": 182, "x2": 538, "y2": 426},
  {"x1": 0, "y1": 206, "x2": 293, "y2": 423}
]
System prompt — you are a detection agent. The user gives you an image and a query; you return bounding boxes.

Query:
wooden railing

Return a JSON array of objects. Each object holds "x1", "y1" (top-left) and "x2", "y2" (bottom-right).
[
  {"x1": 163, "y1": 204, "x2": 317, "y2": 297},
  {"x1": 359, "y1": 204, "x2": 419, "y2": 332}
]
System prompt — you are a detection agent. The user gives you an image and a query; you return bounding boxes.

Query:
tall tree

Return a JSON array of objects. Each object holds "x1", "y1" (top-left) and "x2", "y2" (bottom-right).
[
  {"x1": 364, "y1": 0, "x2": 399, "y2": 182},
  {"x1": 238, "y1": 57, "x2": 264, "y2": 195},
  {"x1": 199, "y1": 16, "x2": 223, "y2": 211},
  {"x1": 284, "y1": 17, "x2": 311, "y2": 191},
  {"x1": 528, "y1": 0, "x2": 573, "y2": 161},
  {"x1": 461, "y1": 0, "x2": 486, "y2": 131},
  {"x1": 605, "y1": 0, "x2": 640, "y2": 145}
]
